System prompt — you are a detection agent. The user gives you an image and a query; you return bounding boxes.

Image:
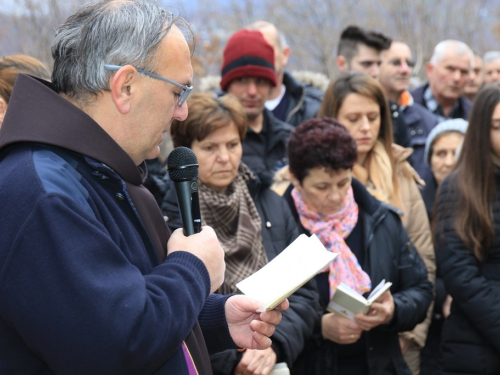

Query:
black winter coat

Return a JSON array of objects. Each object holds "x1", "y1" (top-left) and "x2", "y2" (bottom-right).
[
  {"x1": 281, "y1": 71, "x2": 323, "y2": 127},
  {"x1": 241, "y1": 109, "x2": 294, "y2": 188},
  {"x1": 284, "y1": 179, "x2": 432, "y2": 375},
  {"x1": 403, "y1": 102, "x2": 440, "y2": 182},
  {"x1": 161, "y1": 172, "x2": 320, "y2": 374},
  {"x1": 435, "y1": 173, "x2": 500, "y2": 375}
]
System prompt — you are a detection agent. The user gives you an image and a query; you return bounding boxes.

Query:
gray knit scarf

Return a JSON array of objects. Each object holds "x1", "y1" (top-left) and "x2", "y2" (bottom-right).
[{"x1": 199, "y1": 164, "x2": 267, "y2": 295}]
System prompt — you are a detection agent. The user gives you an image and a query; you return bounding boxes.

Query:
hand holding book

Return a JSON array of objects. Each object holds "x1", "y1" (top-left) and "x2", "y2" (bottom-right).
[
  {"x1": 354, "y1": 289, "x2": 395, "y2": 331},
  {"x1": 327, "y1": 279, "x2": 393, "y2": 321}
]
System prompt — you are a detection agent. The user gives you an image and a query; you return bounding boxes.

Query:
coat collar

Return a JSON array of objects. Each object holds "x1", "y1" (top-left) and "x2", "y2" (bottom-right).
[{"x1": 0, "y1": 74, "x2": 143, "y2": 185}]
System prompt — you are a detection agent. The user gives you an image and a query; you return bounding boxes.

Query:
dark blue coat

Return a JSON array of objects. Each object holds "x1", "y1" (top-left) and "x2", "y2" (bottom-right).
[
  {"x1": 411, "y1": 83, "x2": 471, "y2": 122},
  {"x1": 403, "y1": 102, "x2": 439, "y2": 182},
  {"x1": 0, "y1": 75, "x2": 234, "y2": 375}
]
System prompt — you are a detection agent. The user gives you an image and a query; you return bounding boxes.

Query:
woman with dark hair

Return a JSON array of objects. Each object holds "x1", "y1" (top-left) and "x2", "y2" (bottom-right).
[
  {"x1": 434, "y1": 83, "x2": 500, "y2": 374},
  {"x1": 284, "y1": 117, "x2": 432, "y2": 374},
  {"x1": 318, "y1": 73, "x2": 435, "y2": 373},
  {"x1": 162, "y1": 93, "x2": 318, "y2": 375}
]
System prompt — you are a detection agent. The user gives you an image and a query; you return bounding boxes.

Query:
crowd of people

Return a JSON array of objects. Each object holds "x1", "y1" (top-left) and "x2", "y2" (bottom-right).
[{"x1": 1, "y1": 0, "x2": 500, "y2": 374}]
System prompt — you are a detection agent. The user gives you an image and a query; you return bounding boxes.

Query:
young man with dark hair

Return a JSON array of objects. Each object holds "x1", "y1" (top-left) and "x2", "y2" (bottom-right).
[{"x1": 336, "y1": 25, "x2": 392, "y2": 79}]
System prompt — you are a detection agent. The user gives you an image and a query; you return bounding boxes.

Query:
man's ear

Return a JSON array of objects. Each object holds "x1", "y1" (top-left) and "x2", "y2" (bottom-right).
[
  {"x1": 336, "y1": 55, "x2": 348, "y2": 73},
  {"x1": 109, "y1": 65, "x2": 141, "y2": 115},
  {"x1": 282, "y1": 46, "x2": 291, "y2": 67},
  {"x1": 426, "y1": 62, "x2": 434, "y2": 80},
  {"x1": 0, "y1": 97, "x2": 7, "y2": 123}
]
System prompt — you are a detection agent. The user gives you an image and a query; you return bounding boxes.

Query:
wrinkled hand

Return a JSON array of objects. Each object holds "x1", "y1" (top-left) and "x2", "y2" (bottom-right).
[
  {"x1": 234, "y1": 347, "x2": 277, "y2": 375},
  {"x1": 321, "y1": 312, "x2": 363, "y2": 344},
  {"x1": 354, "y1": 290, "x2": 395, "y2": 331},
  {"x1": 167, "y1": 226, "x2": 225, "y2": 293},
  {"x1": 442, "y1": 294, "x2": 452, "y2": 318},
  {"x1": 225, "y1": 295, "x2": 288, "y2": 350}
]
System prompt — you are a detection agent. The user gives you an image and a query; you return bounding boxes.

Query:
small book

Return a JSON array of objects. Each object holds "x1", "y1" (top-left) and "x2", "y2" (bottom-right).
[
  {"x1": 326, "y1": 279, "x2": 392, "y2": 320},
  {"x1": 236, "y1": 234, "x2": 338, "y2": 312}
]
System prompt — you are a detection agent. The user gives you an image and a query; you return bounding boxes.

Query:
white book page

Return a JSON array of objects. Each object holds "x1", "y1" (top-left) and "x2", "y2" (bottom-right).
[
  {"x1": 236, "y1": 234, "x2": 338, "y2": 311},
  {"x1": 336, "y1": 283, "x2": 368, "y2": 304},
  {"x1": 367, "y1": 279, "x2": 392, "y2": 304}
]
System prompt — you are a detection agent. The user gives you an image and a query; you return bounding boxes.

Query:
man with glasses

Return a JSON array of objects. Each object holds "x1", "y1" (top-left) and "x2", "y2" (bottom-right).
[
  {"x1": 379, "y1": 41, "x2": 439, "y2": 181},
  {"x1": 0, "y1": 1, "x2": 287, "y2": 374}
]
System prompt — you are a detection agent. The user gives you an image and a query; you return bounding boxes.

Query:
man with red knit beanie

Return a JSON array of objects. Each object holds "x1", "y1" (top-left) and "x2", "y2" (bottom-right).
[{"x1": 220, "y1": 29, "x2": 294, "y2": 188}]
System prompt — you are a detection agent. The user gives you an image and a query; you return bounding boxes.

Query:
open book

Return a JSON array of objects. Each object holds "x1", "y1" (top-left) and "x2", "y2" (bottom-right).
[
  {"x1": 326, "y1": 279, "x2": 392, "y2": 320},
  {"x1": 236, "y1": 234, "x2": 338, "y2": 312}
]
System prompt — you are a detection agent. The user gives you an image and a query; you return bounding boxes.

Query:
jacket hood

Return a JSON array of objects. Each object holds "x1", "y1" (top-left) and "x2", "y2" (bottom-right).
[{"x1": 0, "y1": 74, "x2": 143, "y2": 185}]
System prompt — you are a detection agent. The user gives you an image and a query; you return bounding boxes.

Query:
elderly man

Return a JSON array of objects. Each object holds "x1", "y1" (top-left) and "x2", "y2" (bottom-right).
[
  {"x1": 220, "y1": 28, "x2": 294, "y2": 188},
  {"x1": 483, "y1": 51, "x2": 500, "y2": 84},
  {"x1": 0, "y1": 1, "x2": 287, "y2": 374},
  {"x1": 246, "y1": 21, "x2": 324, "y2": 127},
  {"x1": 411, "y1": 40, "x2": 473, "y2": 121},
  {"x1": 379, "y1": 41, "x2": 439, "y2": 181}
]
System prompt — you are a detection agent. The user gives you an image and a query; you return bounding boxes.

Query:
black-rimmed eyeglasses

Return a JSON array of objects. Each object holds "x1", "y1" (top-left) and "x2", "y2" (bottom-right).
[{"x1": 104, "y1": 64, "x2": 193, "y2": 106}]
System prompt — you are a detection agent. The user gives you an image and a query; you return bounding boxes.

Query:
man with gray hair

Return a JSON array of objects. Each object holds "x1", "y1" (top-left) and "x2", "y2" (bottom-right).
[
  {"x1": 0, "y1": 1, "x2": 287, "y2": 374},
  {"x1": 483, "y1": 51, "x2": 500, "y2": 84},
  {"x1": 246, "y1": 20, "x2": 324, "y2": 127},
  {"x1": 411, "y1": 40, "x2": 473, "y2": 121}
]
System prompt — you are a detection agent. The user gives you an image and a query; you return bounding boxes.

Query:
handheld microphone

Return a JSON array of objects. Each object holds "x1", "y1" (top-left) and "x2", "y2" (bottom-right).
[{"x1": 167, "y1": 147, "x2": 202, "y2": 236}]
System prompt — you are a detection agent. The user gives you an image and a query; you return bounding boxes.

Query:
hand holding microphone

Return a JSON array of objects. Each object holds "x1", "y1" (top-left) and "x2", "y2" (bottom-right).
[{"x1": 167, "y1": 147, "x2": 225, "y2": 293}]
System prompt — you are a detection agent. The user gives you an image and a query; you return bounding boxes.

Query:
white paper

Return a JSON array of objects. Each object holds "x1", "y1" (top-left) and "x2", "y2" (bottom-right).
[{"x1": 236, "y1": 234, "x2": 338, "y2": 311}]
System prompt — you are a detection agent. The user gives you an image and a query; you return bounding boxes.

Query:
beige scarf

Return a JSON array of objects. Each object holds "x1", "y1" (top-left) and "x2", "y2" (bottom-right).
[
  {"x1": 198, "y1": 164, "x2": 267, "y2": 295},
  {"x1": 353, "y1": 140, "x2": 403, "y2": 212}
]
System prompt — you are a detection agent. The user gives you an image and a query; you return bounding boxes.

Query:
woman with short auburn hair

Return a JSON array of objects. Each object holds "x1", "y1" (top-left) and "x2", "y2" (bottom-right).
[{"x1": 284, "y1": 117, "x2": 432, "y2": 374}]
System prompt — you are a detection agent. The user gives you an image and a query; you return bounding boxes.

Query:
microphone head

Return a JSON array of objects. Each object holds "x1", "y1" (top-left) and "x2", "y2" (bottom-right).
[{"x1": 167, "y1": 146, "x2": 199, "y2": 182}]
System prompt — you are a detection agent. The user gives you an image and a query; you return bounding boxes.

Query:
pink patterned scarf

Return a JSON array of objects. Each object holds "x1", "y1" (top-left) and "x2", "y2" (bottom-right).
[{"x1": 292, "y1": 186, "x2": 371, "y2": 298}]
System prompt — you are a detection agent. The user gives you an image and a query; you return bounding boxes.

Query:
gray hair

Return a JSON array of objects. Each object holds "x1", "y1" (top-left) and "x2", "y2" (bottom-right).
[
  {"x1": 51, "y1": 0, "x2": 193, "y2": 105},
  {"x1": 429, "y1": 40, "x2": 473, "y2": 67},
  {"x1": 483, "y1": 51, "x2": 500, "y2": 63},
  {"x1": 246, "y1": 20, "x2": 288, "y2": 49}
]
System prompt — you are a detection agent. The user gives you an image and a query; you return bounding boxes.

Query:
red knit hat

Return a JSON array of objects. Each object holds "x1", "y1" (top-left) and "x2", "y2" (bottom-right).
[{"x1": 220, "y1": 29, "x2": 277, "y2": 91}]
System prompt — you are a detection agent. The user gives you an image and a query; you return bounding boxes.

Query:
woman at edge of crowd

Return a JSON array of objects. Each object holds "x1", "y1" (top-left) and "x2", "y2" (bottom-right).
[
  {"x1": 419, "y1": 118, "x2": 468, "y2": 375},
  {"x1": 283, "y1": 117, "x2": 432, "y2": 374},
  {"x1": 434, "y1": 83, "x2": 500, "y2": 375},
  {"x1": 316, "y1": 72, "x2": 435, "y2": 374},
  {"x1": 161, "y1": 92, "x2": 319, "y2": 375}
]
